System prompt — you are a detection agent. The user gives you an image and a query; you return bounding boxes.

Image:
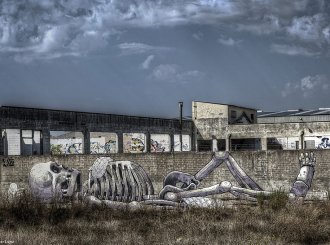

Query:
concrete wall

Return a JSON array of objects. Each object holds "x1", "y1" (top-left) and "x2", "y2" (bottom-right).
[
  {"x1": 0, "y1": 106, "x2": 195, "y2": 154},
  {"x1": 1, "y1": 150, "x2": 329, "y2": 199},
  {"x1": 195, "y1": 118, "x2": 330, "y2": 151},
  {"x1": 193, "y1": 101, "x2": 229, "y2": 119}
]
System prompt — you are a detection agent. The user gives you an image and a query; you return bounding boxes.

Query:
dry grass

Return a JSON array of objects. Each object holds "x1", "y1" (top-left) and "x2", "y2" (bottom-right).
[{"x1": 0, "y1": 192, "x2": 329, "y2": 245}]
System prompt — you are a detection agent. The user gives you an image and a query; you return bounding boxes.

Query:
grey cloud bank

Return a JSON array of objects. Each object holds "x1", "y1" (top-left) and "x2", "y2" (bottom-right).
[{"x1": 0, "y1": 0, "x2": 329, "y2": 117}]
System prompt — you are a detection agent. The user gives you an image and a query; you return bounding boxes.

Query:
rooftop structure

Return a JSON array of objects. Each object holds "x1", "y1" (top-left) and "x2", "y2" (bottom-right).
[{"x1": 258, "y1": 108, "x2": 330, "y2": 123}]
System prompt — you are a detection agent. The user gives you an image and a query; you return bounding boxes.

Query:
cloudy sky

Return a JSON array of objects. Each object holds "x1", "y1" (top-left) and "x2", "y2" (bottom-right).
[{"x1": 0, "y1": 0, "x2": 329, "y2": 118}]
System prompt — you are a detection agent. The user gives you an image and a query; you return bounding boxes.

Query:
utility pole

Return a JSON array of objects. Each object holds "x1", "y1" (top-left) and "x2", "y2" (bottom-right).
[{"x1": 179, "y1": 102, "x2": 183, "y2": 152}]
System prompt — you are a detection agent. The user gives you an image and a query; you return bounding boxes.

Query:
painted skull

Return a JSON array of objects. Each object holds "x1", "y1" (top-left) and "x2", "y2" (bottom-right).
[{"x1": 29, "y1": 161, "x2": 81, "y2": 201}]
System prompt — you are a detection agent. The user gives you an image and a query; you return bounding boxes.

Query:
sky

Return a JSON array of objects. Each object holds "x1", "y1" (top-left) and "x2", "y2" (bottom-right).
[{"x1": 0, "y1": 0, "x2": 329, "y2": 118}]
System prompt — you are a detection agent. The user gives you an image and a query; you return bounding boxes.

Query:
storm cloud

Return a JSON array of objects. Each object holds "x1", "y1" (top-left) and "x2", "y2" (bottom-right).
[
  {"x1": 0, "y1": 0, "x2": 329, "y2": 61},
  {"x1": 0, "y1": 0, "x2": 329, "y2": 117}
]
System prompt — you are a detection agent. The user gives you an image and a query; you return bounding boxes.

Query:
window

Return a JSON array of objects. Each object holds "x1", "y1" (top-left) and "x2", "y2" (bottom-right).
[
  {"x1": 123, "y1": 133, "x2": 146, "y2": 153},
  {"x1": 231, "y1": 138, "x2": 261, "y2": 151},
  {"x1": 197, "y1": 140, "x2": 212, "y2": 152},
  {"x1": 217, "y1": 139, "x2": 226, "y2": 151},
  {"x1": 90, "y1": 132, "x2": 118, "y2": 154},
  {"x1": 174, "y1": 135, "x2": 191, "y2": 151},
  {"x1": 231, "y1": 110, "x2": 237, "y2": 119},
  {"x1": 50, "y1": 131, "x2": 84, "y2": 155},
  {"x1": 151, "y1": 134, "x2": 171, "y2": 152}
]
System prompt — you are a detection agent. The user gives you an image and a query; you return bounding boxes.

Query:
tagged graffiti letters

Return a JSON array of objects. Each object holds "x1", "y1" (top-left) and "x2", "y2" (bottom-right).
[{"x1": 3, "y1": 158, "x2": 15, "y2": 167}]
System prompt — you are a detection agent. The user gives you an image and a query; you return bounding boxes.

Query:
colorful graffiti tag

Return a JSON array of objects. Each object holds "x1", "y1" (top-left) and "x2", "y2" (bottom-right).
[
  {"x1": 123, "y1": 133, "x2": 146, "y2": 153},
  {"x1": 150, "y1": 134, "x2": 170, "y2": 152},
  {"x1": 50, "y1": 139, "x2": 83, "y2": 155},
  {"x1": 90, "y1": 140, "x2": 117, "y2": 154}
]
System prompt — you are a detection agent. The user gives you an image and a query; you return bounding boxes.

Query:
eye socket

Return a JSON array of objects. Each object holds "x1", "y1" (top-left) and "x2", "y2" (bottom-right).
[{"x1": 50, "y1": 163, "x2": 61, "y2": 173}]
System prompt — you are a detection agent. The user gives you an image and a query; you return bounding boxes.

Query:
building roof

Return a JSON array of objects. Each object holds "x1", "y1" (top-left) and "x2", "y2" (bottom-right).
[
  {"x1": 193, "y1": 101, "x2": 257, "y2": 111},
  {"x1": 257, "y1": 108, "x2": 330, "y2": 118}
]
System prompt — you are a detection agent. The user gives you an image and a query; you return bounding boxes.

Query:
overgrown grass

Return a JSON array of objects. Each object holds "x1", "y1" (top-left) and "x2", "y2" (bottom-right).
[
  {"x1": 257, "y1": 189, "x2": 288, "y2": 211},
  {"x1": 0, "y1": 192, "x2": 329, "y2": 244}
]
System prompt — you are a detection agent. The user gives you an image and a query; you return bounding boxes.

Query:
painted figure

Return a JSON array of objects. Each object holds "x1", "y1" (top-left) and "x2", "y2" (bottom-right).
[
  {"x1": 28, "y1": 152, "x2": 316, "y2": 209},
  {"x1": 317, "y1": 137, "x2": 330, "y2": 149}
]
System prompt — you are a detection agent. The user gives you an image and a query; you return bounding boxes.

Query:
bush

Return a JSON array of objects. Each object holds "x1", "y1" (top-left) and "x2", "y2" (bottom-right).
[{"x1": 269, "y1": 189, "x2": 288, "y2": 211}]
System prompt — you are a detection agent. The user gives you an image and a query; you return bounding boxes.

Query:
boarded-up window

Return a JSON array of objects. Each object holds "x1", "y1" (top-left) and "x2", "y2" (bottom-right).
[
  {"x1": 268, "y1": 137, "x2": 300, "y2": 150},
  {"x1": 174, "y1": 135, "x2": 191, "y2": 151},
  {"x1": 33, "y1": 131, "x2": 41, "y2": 155},
  {"x1": 4, "y1": 129, "x2": 21, "y2": 155},
  {"x1": 123, "y1": 133, "x2": 146, "y2": 153},
  {"x1": 22, "y1": 130, "x2": 33, "y2": 155},
  {"x1": 50, "y1": 131, "x2": 83, "y2": 155},
  {"x1": 304, "y1": 140, "x2": 315, "y2": 149},
  {"x1": 90, "y1": 132, "x2": 118, "y2": 154},
  {"x1": 150, "y1": 134, "x2": 171, "y2": 152}
]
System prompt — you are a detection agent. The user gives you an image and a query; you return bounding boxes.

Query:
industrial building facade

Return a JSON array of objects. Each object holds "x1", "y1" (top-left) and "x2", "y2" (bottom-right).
[
  {"x1": 1, "y1": 102, "x2": 330, "y2": 156},
  {"x1": 0, "y1": 106, "x2": 194, "y2": 156},
  {"x1": 193, "y1": 101, "x2": 330, "y2": 152}
]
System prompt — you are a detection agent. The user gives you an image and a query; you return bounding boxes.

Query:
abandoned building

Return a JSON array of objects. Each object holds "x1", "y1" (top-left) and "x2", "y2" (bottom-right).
[{"x1": 1, "y1": 101, "x2": 330, "y2": 156}]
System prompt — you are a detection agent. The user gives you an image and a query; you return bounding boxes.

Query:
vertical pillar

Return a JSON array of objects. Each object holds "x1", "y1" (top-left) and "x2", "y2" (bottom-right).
[
  {"x1": 83, "y1": 129, "x2": 90, "y2": 154},
  {"x1": 261, "y1": 138, "x2": 267, "y2": 151},
  {"x1": 170, "y1": 133, "x2": 175, "y2": 152},
  {"x1": 212, "y1": 138, "x2": 218, "y2": 152},
  {"x1": 300, "y1": 131, "x2": 305, "y2": 149},
  {"x1": 145, "y1": 132, "x2": 151, "y2": 153},
  {"x1": 42, "y1": 129, "x2": 51, "y2": 155},
  {"x1": 117, "y1": 132, "x2": 123, "y2": 153},
  {"x1": 226, "y1": 135, "x2": 231, "y2": 151},
  {"x1": 191, "y1": 131, "x2": 196, "y2": 152},
  {"x1": 0, "y1": 128, "x2": 3, "y2": 155}
]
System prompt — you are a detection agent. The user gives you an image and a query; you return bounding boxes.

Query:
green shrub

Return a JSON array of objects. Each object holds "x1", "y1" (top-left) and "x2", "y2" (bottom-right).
[{"x1": 269, "y1": 189, "x2": 288, "y2": 211}]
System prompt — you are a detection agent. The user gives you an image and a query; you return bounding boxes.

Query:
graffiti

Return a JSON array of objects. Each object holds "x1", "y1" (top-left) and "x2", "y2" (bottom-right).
[
  {"x1": 131, "y1": 138, "x2": 145, "y2": 152},
  {"x1": 29, "y1": 152, "x2": 316, "y2": 209},
  {"x1": 151, "y1": 139, "x2": 165, "y2": 152},
  {"x1": 317, "y1": 137, "x2": 330, "y2": 149},
  {"x1": 302, "y1": 135, "x2": 330, "y2": 149},
  {"x1": 150, "y1": 134, "x2": 170, "y2": 152},
  {"x1": 3, "y1": 158, "x2": 14, "y2": 167},
  {"x1": 50, "y1": 141, "x2": 83, "y2": 155},
  {"x1": 123, "y1": 133, "x2": 146, "y2": 153},
  {"x1": 174, "y1": 134, "x2": 191, "y2": 151},
  {"x1": 174, "y1": 141, "x2": 190, "y2": 151},
  {"x1": 90, "y1": 140, "x2": 117, "y2": 154},
  {"x1": 66, "y1": 143, "x2": 82, "y2": 154}
]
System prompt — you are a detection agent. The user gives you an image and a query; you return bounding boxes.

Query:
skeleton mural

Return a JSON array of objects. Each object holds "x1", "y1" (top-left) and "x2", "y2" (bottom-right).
[{"x1": 27, "y1": 152, "x2": 316, "y2": 208}]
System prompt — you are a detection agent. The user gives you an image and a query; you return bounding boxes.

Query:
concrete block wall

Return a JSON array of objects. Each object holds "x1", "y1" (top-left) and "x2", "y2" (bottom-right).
[
  {"x1": 0, "y1": 106, "x2": 196, "y2": 154},
  {"x1": 1, "y1": 150, "x2": 329, "y2": 199}
]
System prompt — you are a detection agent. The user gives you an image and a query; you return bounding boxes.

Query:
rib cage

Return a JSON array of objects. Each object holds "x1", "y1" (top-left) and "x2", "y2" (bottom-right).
[{"x1": 88, "y1": 158, "x2": 154, "y2": 202}]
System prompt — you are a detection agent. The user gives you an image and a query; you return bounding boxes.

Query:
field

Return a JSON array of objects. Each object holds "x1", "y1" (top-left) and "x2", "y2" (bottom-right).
[{"x1": 0, "y1": 192, "x2": 329, "y2": 245}]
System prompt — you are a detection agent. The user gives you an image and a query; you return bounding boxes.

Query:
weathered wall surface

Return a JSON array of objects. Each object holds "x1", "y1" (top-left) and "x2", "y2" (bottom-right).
[
  {"x1": 196, "y1": 120, "x2": 330, "y2": 140},
  {"x1": 0, "y1": 106, "x2": 195, "y2": 154},
  {"x1": 1, "y1": 150, "x2": 329, "y2": 199},
  {"x1": 193, "y1": 101, "x2": 229, "y2": 119}
]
